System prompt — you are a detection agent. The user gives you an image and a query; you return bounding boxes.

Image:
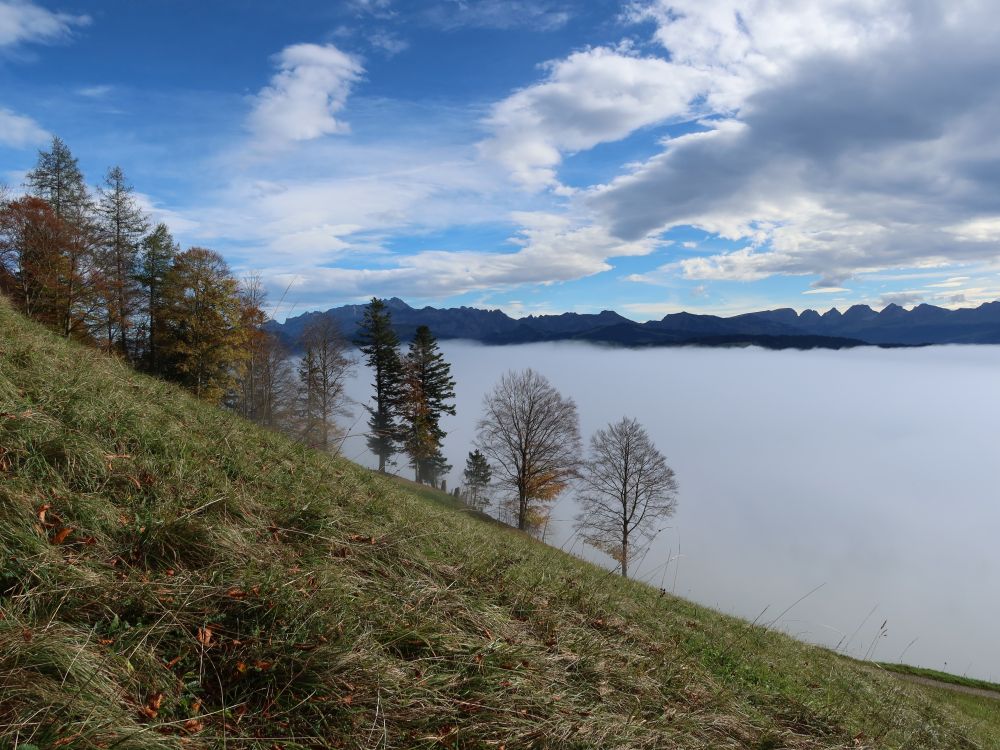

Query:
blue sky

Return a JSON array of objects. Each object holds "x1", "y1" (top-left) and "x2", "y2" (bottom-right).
[{"x1": 3, "y1": 0, "x2": 1000, "y2": 321}]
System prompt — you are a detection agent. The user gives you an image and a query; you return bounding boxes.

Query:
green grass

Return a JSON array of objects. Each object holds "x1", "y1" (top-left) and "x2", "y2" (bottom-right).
[
  {"x1": 916, "y1": 687, "x2": 1000, "y2": 750},
  {"x1": 0, "y1": 297, "x2": 995, "y2": 749},
  {"x1": 877, "y1": 663, "x2": 1000, "y2": 695}
]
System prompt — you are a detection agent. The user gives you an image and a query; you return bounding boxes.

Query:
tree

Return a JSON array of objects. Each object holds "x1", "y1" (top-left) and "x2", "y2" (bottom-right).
[
  {"x1": 463, "y1": 449, "x2": 492, "y2": 511},
  {"x1": 0, "y1": 196, "x2": 91, "y2": 338},
  {"x1": 136, "y1": 223, "x2": 177, "y2": 372},
  {"x1": 476, "y1": 369, "x2": 581, "y2": 532},
  {"x1": 25, "y1": 136, "x2": 90, "y2": 222},
  {"x1": 400, "y1": 325, "x2": 456, "y2": 483},
  {"x1": 575, "y1": 417, "x2": 678, "y2": 579},
  {"x1": 96, "y1": 166, "x2": 149, "y2": 358},
  {"x1": 159, "y1": 247, "x2": 245, "y2": 402},
  {"x1": 357, "y1": 298, "x2": 403, "y2": 472},
  {"x1": 297, "y1": 316, "x2": 354, "y2": 450},
  {"x1": 23, "y1": 137, "x2": 100, "y2": 339}
]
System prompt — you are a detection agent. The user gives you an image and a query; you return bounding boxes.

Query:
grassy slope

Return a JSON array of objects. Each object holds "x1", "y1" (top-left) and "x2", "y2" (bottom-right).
[{"x1": 0, "y1": 299, "x2": 993, "y2": 749}]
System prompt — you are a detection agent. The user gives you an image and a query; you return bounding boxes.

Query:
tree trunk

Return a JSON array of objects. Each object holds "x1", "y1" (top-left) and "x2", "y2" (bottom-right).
[{"x1": 621, "y1": 530, "x2": 629, "y2": 579}]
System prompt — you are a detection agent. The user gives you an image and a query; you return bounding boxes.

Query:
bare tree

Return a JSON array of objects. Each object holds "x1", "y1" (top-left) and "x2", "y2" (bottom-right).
[
  {"x1": 298, "y1": 316, "x2": 355, "y2": 451},
  {"x1": 476, "y1": 369, "x2": 581, "y2": 532},
  {"x1": 575, "y1": 417, "x2": 678, "y2": 579}
]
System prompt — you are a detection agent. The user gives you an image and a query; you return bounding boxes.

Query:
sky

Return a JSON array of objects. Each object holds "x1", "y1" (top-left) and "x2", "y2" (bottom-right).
[{"x1": 2, "y1": 0, "x2": 1000, "y2": 321}]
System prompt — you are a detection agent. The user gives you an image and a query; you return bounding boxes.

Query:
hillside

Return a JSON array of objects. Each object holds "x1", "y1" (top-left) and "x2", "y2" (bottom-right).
[
  {"x1": 0, "y1": 298, "x2": 996, "y2": 749},
  {"x1": 268, "y1": 297, "x2": 1000, "y2": 350}
]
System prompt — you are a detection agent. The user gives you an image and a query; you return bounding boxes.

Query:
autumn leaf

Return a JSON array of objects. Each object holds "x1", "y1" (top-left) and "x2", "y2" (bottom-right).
[
  {"x1": 51, "y1": 527, "x2": 73, "y2": 545},
  {"x1": 196, "y1": 626, "x2": 213, "y2": 647},
  {"x1": 183, "y1": 719, "x2": 205, "y2": 733}
]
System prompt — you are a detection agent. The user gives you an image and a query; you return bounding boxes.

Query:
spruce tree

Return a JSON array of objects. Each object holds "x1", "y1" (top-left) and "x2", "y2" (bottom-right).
[
  {"x1": 137, "y1": 223, "x2": 177, "y2": 373},
  {"x1": 463, "y1": 449, "x2": 492, "y2": 510},
  {"x1": 402, "y1": 325, "x2": 456, "y2": 484},
  {"x1": 357, "y1": 298, "x2": 403, "y2": 473},
  {"x1": 25, "y1": 136, "x2": 90, "y2": 221}
]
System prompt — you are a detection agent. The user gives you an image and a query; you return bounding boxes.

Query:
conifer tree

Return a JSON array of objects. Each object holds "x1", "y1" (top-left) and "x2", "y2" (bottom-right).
[
  {"x1": 159, "y1": 247, "x2": 245, "y2": 402},
  {"x1": 463, "y1": 449, "x2": 492, "y2": 510},
  {"x1": 401, "y1": 325, "x2": 456, "y2": 484},
  {"x1": 97, "y1": 166, "x2": 149, "y2": 358},
  {"x1": 357, "y1": 298, "x2": 403, "y2": 473},
  {"x1": 24, "y1": 137, "x2": 99, "y2": 338},
  {"x1": 137, "y1": 223, "x2": 177, "y2": 372},
  {"x1": 25, "y1": 136, "x2": 90, "y2": 222}
]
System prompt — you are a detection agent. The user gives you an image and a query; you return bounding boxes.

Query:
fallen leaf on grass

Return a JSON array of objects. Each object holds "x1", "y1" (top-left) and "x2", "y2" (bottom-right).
[
  {"x1": 196, "y1": 626, "x2": 213, "y2": 647},
  {"x1": 51, "y1": 527, "x2": 73, "y2": 545}
]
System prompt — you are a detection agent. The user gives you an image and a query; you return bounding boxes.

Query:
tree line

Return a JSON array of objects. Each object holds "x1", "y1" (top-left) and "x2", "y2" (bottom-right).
[{"x1": 1, "y1": 136, "x2": 680, "y2": 579}]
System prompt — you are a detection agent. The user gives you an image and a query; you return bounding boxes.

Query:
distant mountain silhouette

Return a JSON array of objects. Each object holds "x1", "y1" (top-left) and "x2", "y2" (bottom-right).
[{"x1": 267, "y1": 298, "x2": 1000, "y2": 350}]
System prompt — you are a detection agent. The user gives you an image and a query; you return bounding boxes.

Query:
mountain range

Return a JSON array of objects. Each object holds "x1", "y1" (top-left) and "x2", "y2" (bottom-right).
[{"x1": 267, "y1": 298, "x2": 1000, "y2": 350}]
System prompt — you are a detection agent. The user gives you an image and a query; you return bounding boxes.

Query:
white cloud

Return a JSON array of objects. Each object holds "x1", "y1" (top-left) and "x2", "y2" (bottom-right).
[
  {"x1": 257, "y1": 212, "x2": 660, "y2": 305},
  {"x1": 947, "y1": 217, "x2": 1000, "y2": 243},
  {"x1": 369, "y1": 29, "x2": 408, "y2": 56},
  {"x1": 587, "y1": 1, "x2": 1000, "y2": 286},
  {"x1": 803, "y1": 287, "x2": 850, "y2": 295},
  {"x1": 76, "y1": 84, "x2": 113, "y2": 98},
  {"x1": 0, "y1": 106, "x2": 48, "y2": 147},
  {"x1": 925, "y1": 276, "x2": 970, "y2": 289},
  {"x1": 0, "y1": 0, "x2": 89, "y2": 48},
  {"x1": 425, "y1": 0, "x2": 570, "y2": 31},
  {"x1": 627, "y1": 0, "x2": 907, "y2": 110},
  {"x1": 248, "y1": 43, "x2": 363, "y2": 145},
  {"x1": 481, "y1": 46, "x2": 707, "y2": 190}
]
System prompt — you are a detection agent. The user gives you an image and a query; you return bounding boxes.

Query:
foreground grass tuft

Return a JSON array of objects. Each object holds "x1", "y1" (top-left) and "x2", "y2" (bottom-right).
[{"x1": 0, "y1": 298, "x2": 995, "y2": 749}]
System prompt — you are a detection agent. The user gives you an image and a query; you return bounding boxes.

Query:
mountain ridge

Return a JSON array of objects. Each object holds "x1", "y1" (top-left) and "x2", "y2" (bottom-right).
[{"x1": 268, "y1": 298, "x2": 1000, "y2": 349}]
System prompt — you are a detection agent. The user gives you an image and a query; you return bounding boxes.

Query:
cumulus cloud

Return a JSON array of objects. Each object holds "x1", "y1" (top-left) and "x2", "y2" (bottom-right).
[
  {"x1": 482, "y1": 47, "x2": 708, "y2": 190},
  {"x1": 248, "y1": 43, "x2": 363, "y2": 145},
  {"x1": 482, "y1": 0, "x2": 908, "y2": 191},
  {"x1": 0, "y1": 106, "x2": 47, "y2": 147},
  {"x1": 0, "y1": 0, "x2": 89, "y2": 48},
  {"x1": 588, "y1": 0, "x2": 1000, "y2": 286}
]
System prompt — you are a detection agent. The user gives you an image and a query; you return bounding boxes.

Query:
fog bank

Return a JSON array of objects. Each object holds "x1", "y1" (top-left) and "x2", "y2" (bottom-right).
[{"x1": 339, "y1": 341, "x2": 1000, "y2": 681}]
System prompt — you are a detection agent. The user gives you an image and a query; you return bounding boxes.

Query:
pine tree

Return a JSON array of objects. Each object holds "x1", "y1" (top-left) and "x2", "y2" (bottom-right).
[
  {"x1": 401, "y1": 325, "x2": 456, "y2": 484},
  {"x1": 463, "y1": 449, "x2": 492, "y2": 510},
  {"x1": 137, "y1": 223, "x2": 177, "y2": 373},
  {"x1": 357, "y1": 298, "x2": 403, "y2": 473},
  {"x1": 96, "y1": 166, "x2": 149, "y2": 358}
]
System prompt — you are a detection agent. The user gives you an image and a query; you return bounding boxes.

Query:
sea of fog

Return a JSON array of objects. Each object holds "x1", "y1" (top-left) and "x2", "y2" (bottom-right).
[{"x1": 336, "y1": 341, "x2": 1000, "y2": 681}]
